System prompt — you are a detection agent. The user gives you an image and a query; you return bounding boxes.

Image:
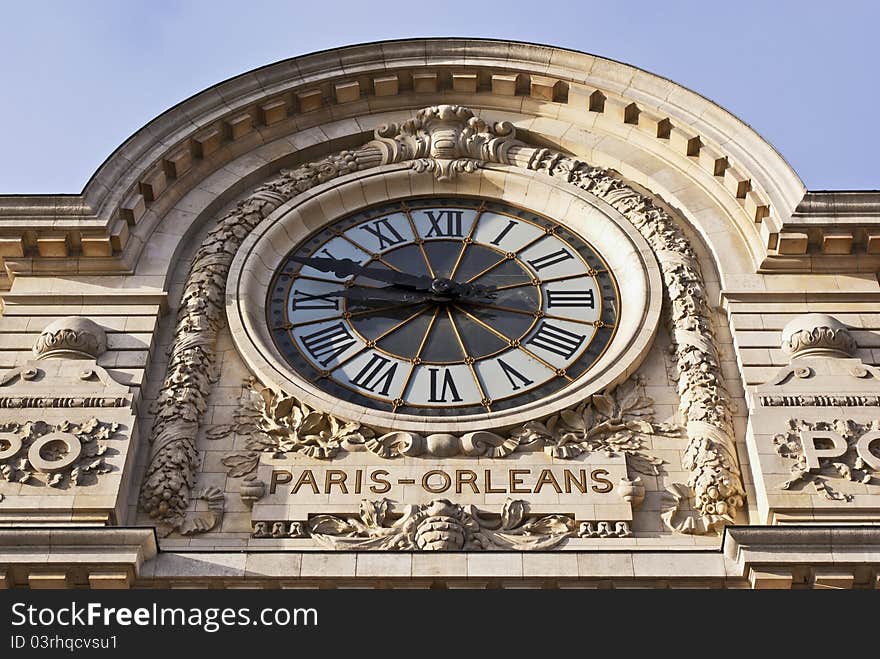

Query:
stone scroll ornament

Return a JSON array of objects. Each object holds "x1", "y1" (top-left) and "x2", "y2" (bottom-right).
[{"x1": 140, "y1": 104, "x2": 744, "y2": 535}]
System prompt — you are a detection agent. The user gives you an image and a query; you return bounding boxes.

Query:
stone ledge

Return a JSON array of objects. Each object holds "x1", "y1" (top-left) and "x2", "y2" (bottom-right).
[
  {"x1": 723, "y1": 526, "x2": 880, "y2": 588},
  {"x1": 0, "y1": 527, "x2": 157, "y2": 588}
]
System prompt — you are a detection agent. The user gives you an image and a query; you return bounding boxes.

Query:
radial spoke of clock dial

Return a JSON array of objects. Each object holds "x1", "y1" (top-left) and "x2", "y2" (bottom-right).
[{"x1": 268, "y1": 197, "x2": 620, "y2": 415}]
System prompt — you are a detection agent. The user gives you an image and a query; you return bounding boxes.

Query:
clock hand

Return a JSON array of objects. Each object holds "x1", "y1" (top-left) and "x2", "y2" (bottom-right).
[
  {"x1": 290, "y1": 255, "x2": 435, "y2": 291},
  {"x1": 326, "y1": 287, "x2": 432, "y2": 305}
]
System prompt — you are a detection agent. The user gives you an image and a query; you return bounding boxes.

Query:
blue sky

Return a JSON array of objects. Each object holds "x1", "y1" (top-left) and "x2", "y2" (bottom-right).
[{"x1": 0, "y1": 0, "x2": 877, "y2": 193}]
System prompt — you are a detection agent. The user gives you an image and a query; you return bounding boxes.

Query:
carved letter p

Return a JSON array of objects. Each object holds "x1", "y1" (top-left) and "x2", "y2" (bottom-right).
[{"x1": 800, "y1": 431, "x2": 848, "y2": 471}]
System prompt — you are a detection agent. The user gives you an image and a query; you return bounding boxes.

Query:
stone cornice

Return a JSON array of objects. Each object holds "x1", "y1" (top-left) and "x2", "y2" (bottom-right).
[
  {"x1": 0, "y1": 527, "x2": 158, "y2": 588},
  {"x1": 723, "y1": 526, "x2": 880, "y2": 588},
  {"x1": 0, "y1": 38, "x2": 835, "y2": 284}
]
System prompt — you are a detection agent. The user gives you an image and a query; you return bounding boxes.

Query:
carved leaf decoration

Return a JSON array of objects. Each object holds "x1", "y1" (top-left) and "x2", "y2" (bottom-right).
[
  {"x1": 298, "y1": 412, "x2": 326, "y2": 436},
  {"x1": 627, "y1": 454, "x2": 664, "y2": 476},
  {"x1": 616, "y1": 380, "x2": 641, "y2": 411},
  {"x1": 500, "y1": 499, "x2": 525, "y2": 530},
  {"x1": 272, "y1": 395, "x2": 296, "y2": 421},
  {"x1": 592, "y1": 394, "x2": 615, "y2": 418},
  {"x1": 258, "y1": 387, "x2": 274, "y2": 411},
  {"x1": 246, "y1": 432, "x2": 277, "y2": 451},
  {"x1": 221, "y1": 452, "x2": 259, "y2": 478},
  {"x1": 179, "y1": 511, "x2": 218, "y2": 536},
  {"x1": 625, "y1": 419, "x2": 654, "y2": 434},
  {"x1": 560, "y1": 409, "x2": 586, "y2": 431},
  {"x1": 519, "y1": 515, "x2": 575, "y2": 536},
  {"x1": 832, "y1": 462, "x2": 853, "y2": 481},
  {"x1": 205, "y1": 425, "x2": 234, "y2": 441},
  {"x1": 523, "y1": 420, "x2": 550, "y2": 437},
  {"x1": 580, "y1": 405, "x2": 594, "y2": 430},
  {"x1": 360, "y1": 499, "x2": 390, "y2": 529},
  {"x1": 309, "y1": 515, "x2": 356, "y2": 535}
]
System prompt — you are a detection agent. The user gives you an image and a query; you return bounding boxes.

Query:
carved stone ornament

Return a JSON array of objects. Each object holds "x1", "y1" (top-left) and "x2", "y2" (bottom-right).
[
  {"x1": 252, "y1": 497, "x2": 631, "y2": 550},
  {"x1": 32, "y1": 317, "x2": 107, "y2": 360},
  {"x1": 781, "y1": 313, "x2": 856, "y2": 359},
  {"x1": 0, "y1": 417, "x2": 118, "y2": 488},
  {"x1": 141, "y1": 104, "x2": 743, "y2": 536},
  {"x1": 774, "y1": 419, "x2": 880, "y2": 501},
  {"x1": 218, "y1": 375, "x2": 677, "y2": 480}
]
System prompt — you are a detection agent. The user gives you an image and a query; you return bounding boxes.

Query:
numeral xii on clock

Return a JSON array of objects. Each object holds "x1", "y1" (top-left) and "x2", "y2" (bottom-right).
[{"x1": 423, "y1": 210, "x2": 464, "y2": 237}]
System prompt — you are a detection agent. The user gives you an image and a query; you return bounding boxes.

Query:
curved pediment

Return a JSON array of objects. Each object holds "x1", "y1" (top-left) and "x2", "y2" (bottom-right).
[{"x1": 0, "y1": 37, "x2": 840, "y2": 290}]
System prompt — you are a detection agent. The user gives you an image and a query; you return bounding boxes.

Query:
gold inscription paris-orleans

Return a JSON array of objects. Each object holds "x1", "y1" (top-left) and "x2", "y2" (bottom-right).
[{"x1": 269, "y1": 467, "x2": 614, "y2": 496}]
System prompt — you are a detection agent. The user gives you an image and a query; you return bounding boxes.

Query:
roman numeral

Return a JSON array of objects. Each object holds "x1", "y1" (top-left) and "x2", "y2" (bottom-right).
[
  {"x1": 424, "y1": 210, "x2": 464, "y2": 237},
  {"x1": 526, "y1": 322, "x2": 586, "y2": 359},
  {"x1": 359, "y1": 218, "x2": 406, "y2": 250},
  {"x1": 349, "y1": 353, "x2": 398, "y2": 396},
  {"x1": 291, "y1": 290, "x2": 340, "y2": 310},
  {"x1": 489, "y1": 219, "x2": 517, "y2": 246},
  {"x1": 527, "y1": 248, "x2": 574, "y2": 271},
  {"x1": 428, "y1": 368, "x2": 463, "y2": 403},
  {"x1": 497, "y1": 358, "x2": 534, "y2": 391},
  {"x1": 301, "y1": 322, "x2": 356, "y2": 366},
  {"x1": 546, "y1": 289, "x2": 595, "y2": 308}
]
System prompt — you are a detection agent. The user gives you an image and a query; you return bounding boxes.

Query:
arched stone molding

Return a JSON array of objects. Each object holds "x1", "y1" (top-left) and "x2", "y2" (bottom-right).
[
  {"x1": 123, "y1": 106, "x2": 758, "y2": 294},
  {"x1": 139, "y1": 105, "x2": 745, "y2": 537},
  {"x1": 0, "y1": 39, "x2": 810, "y2": 290}
]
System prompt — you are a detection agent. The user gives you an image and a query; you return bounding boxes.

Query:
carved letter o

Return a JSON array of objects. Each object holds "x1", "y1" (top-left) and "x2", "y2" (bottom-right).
[
  {"x1": 0, "y1": 433, "x2": 23, "y2": 461},
  {"x1": 27, "y1": 432, "x2": 82, "y2": 473},
  {"x1": 856, "y1": 430, "x2": 880, "y2": 472}
]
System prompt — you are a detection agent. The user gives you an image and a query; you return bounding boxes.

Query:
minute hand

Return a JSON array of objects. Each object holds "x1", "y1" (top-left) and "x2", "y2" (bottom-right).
[{"x1": 290, "y1": 255, "x2": 434, "y2": 290}]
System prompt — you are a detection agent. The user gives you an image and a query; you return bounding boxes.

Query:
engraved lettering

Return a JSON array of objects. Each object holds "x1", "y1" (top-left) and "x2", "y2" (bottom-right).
[
  {"x1": 324, "y1": 469, "x2": 348, "y2": 494},
  {"x1": 564, "y1": 469, "x2": 588, "y2": 494},
  {"x1": 270, "y1": 470, "x2": 292, "y2": 495},
  {"x1": 422, "y1": 469, "x2": 452, "y2": 493},
  {"x1": 369, "y1": 469, "x2": 391, "y2": 494},
  {"x1": 291, "y1": 469, "x2": 319, "y2": 494},
  {"x1": 485, "y1": 469, "x2": 506, "y2": 493},
  {"x1": 590, "y1": 469, "x2": 613, "y2": 493},
  {"x1": 455, "y1": 469, "x2": 479, "y2": 494},
  {"x1": 534, "y1": 468, "x2": 562, "y2": 494},
  {"x1": 509, "y1": 469, "x2": 531, "y2": 494}
]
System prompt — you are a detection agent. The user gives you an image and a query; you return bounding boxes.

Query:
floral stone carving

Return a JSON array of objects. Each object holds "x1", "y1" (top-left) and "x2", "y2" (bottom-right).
[
  {"x1": 252, "y1": 498, "x2": 630, "y2": 550},
  {"x1": 0, "y1": 417, "x2": 118, "y2": 488},
  {"x1": 32, "y1": 316, "x2": 107, "y2": 360},
  {"x1": 781, "y1": 313, "x2": 856, "y2": 359},
  {"x1": 219, "y1": 376, "x2": 676, "y2": 480},
  {"x1": 774, "y1": 419, "x2": 880, "y2": 501},
  {"x1": 142, "y1": 103, "x2": 742, "y2": 535}
]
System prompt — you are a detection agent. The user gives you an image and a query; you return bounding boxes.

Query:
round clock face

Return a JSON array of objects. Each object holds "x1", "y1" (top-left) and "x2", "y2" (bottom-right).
[{"x1": 267, "y1": 197, "x2": 619, "y2": 417}]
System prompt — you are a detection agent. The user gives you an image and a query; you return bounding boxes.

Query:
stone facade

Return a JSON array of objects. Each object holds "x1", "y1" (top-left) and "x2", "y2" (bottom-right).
[{"x1": 0, "y1": 38, "x2": 878, "y2": 588}]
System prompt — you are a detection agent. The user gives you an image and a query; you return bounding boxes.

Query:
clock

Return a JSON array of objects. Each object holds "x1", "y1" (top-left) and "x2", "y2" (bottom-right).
[{"x1": 266, "y1": 197, "x2": 619, "y2": 417}]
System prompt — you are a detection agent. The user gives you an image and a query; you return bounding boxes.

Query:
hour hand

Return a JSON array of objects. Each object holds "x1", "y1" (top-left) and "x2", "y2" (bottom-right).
[
  {"x1": 290, "y1": 255, "x2": 433, "y2": 290},
  {"x1": 327, "y1": 287, "x2": 429, "y2": 305}
]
